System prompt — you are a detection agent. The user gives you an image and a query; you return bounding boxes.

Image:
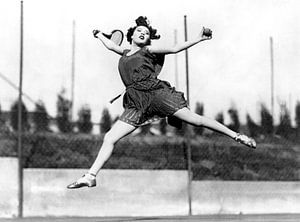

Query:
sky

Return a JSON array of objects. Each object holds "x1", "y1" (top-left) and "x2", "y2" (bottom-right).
[{"x1": 0, "y1": 0, "x2": 300, "y2": 125}]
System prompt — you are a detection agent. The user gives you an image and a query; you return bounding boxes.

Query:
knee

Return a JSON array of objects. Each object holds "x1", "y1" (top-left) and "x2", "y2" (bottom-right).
[
  {"x1": 103, "y1": 131, "x2": 117, "y2": 145},
  {"x1": 183, "y1": 116, "x2": 204, "y2": 127},
  {"x1": 174, "y1": 108, "x2": 204, "y2": 127}
]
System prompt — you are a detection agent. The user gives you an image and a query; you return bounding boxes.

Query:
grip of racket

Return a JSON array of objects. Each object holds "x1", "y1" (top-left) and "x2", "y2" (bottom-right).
[{"x1": 93, "y1": 30, "x2": 100, "y2": 38}]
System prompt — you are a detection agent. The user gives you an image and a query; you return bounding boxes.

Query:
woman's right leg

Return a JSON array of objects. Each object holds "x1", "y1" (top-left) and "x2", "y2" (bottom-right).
[{"x1": 67, "y1": 120, "x2": 137, "y2": 189}]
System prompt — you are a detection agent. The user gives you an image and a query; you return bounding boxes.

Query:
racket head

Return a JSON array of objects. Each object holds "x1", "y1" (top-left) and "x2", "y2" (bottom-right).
[{"x1": 110, "y1": 29, "x2": 124, "y2": 46}]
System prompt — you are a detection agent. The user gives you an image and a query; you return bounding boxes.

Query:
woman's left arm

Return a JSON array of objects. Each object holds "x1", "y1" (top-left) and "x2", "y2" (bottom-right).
[{"x1": 147, "y1": 27, "x2": 212, "y2": 54}]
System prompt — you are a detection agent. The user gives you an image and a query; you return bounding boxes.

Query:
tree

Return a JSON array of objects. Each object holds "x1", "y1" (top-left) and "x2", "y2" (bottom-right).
[
  {"x1": 56, "y1": 89, "x2": 73, "y2": 133},
  {"x1": 140, "y1": 123, "x2": 152, "y2": 135},
  {"x1": 10, "y1": 100, "x2": 30, "y2": 132},
  {"x1": 0, "y1": 103, "x2": 3, "y2": 130},
  {"x1": 0, "y1": 103, "x2": 10, "y2": 133},
  {"x1": 77, "y1": 105, "x2": 93, "y2": 134},
  {"x1": 228, "y1": 105, "x2": 240, "y2": 131},
  {"x1": 193, "y1": 102, "x2": 204, "y2": 136},
  {"x1": 99, "y1": 108, "x2": 112, "y2": 134},
  {"x1": 260, "y1": 103, "x2": 273, "y2": 135},
  {"x1": 33, "y1": 100, "x2": 50, "y2": 132},
  {"x1": 159, "y1": 118, "x2": 167, "y2": 135},
  {"x1": 246, "y1": 113, "x2": 260, "y2": 137},
  {"x1": 276, "y1": 102, "x2": 292, "y2": 138},
  {"x1": 215, "y1": 112, "x2": 224, "y2": 124},
  {"x1": 295, "y1": 101, "x2": 300, "y2": 136},
  {"x1": 170, "y1": 116, "x2": 187, "y2": 136}
]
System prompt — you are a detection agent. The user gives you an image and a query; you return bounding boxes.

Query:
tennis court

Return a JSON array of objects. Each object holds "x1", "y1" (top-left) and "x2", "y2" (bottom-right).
[{"x1": 1, "y1": 214, "x2": 300, "y2": 222}]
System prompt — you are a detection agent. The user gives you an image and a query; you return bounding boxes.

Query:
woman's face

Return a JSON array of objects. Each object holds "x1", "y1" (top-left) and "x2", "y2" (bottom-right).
[{"x1": 131, "y1": 26, "x2": 150, "y2": 46}]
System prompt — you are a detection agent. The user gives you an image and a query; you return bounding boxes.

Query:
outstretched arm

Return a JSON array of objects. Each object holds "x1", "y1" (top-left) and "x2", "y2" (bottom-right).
[
  {"x1": 147, "y1": 27, "x2": 212, "y2": 54},
  {"x1": 93, "y1": 30, "x2": 125, "y2": 55}
]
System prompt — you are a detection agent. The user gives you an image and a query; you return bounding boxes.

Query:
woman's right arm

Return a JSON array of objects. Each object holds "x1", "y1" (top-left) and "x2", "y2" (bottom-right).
[{"x1": 94, "y1": 30, "x2": 125, "y2": 55}]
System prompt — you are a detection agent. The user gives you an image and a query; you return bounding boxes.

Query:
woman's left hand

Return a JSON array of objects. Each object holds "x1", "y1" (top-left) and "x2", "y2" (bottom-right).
[{"x1": 199, "y1": 27, "x2": 212, "y2": 41}]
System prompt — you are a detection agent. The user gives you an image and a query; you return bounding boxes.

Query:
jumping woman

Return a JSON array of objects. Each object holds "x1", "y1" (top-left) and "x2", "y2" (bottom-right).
[{"x1": 67, "y1": 16, "x2": 256, "y2": 189}]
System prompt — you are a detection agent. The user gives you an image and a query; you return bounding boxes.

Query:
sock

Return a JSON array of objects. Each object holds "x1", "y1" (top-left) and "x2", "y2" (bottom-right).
[{"x1": 87, "y1": 173, "x2": 96, "y2": 178}]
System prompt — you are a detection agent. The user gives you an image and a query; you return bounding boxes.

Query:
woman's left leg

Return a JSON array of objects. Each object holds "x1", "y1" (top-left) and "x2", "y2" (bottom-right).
[
  {"x1": 173, "y1": 107, "x2": 237, "y2": 138},
  {"x1": 173, "y1": 107, "x2": 256, "y2": 148}
]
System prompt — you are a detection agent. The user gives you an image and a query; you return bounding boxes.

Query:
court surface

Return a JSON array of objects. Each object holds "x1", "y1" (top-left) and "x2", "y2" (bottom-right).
[{"x1": 1, "y1": 214, "x2": 300, "y2": 222}]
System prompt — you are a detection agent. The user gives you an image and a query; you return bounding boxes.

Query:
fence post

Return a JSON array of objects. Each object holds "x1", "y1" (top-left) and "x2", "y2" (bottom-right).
[
  {"x1": 184, "y1": 15, "x2": 192, "y2": 216},
  {"x1": 18, "y1": 0, "x2": 24, "y2": 218}
]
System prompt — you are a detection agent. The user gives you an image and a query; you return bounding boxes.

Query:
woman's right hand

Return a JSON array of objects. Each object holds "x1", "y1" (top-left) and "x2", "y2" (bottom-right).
[
  {"x1": 92, "y1": 29, "x2": 124, "y2": 55},
  {"x1": 93, "y1": 29, "x2": 101, "y2": 38}
]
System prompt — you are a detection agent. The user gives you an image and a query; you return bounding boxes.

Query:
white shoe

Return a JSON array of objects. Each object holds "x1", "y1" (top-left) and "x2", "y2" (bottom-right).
[
  {"x1": 234, "y1": 133, "x2": 256, "y2": 149},
  {"x1": 67, "y1": 173, "x2": 96, "y2": 189}
]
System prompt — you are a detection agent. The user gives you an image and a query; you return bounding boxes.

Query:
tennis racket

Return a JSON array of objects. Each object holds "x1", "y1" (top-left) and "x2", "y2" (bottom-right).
[{"x1": 93, "y1": 29, "x2": 124, "y2": 46}]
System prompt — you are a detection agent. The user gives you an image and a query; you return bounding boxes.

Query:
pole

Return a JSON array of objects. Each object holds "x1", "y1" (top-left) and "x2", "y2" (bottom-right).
[
  {"x1": 184, "y1": 16, "x2": 190, "y2": 103},
  {"x1": 270, "y1": 37, "x2": 274, "y2": 121},
  {"x1": 71, "y1": 20, "x2": 76, "y2": 120},
  {"x1": 18, "y1": 0, "x2": 24, "y2": 218},
  {"x1": 289, "y1": 93, "x2": 292, "y2": 117},
  {"x1": 184, "y1": 15, "x2": 192, "y2": 216},
  {"x1": 174, "y1": 29, "x2": 179, "y2": 88}
]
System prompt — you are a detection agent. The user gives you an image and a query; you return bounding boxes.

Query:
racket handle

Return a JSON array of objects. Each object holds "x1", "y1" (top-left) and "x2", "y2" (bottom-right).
[
  {"x1": 93, "y1": 30, "x2": 100, "y2": 38},
  {"x1": 109, "y1": 94, "x2": 122, "y2": 104}
]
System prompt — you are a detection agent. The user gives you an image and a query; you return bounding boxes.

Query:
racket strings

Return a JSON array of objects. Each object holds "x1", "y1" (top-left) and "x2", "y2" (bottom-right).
[{"x1": 110, "y1": 30, "x2": 124, "y2": 46}]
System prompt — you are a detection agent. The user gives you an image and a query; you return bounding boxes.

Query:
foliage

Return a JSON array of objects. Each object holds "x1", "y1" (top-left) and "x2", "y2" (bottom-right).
[
  {"x1": 0, "y1": 103, "x2": 2, "y2": 126},
  {"x1": 1, "y1": 133, "x2": 299, "y2": 181},
  {"x1": 33, "y1": 101, "x2": 50, "y2": 132},
  {"x1": 0, "y1": 104, "x2": 4, "y2": 132},
  {"x1": 215, "y1": 112, "x2": 224, "y2": 124},
  {"x1": 10, "y1": 100, "x2": 30, "y2": 132},
  {"x1": 193, "y1": 102, "x2": 204, "y2": 136},
  {"x1": 276, "y1": 102, "x2": 292, "y2": 138},
  {"x1": 77, "y1": 105, "x2": 93, "y2": 134},
  {"x1": 56, "y1": 89, "x2": 73, "y2": 133},
  {"x1": 295, "y1": 101, "x2": 300, "y2": 134},
  {"x1": 170, "y1": 115, "x2": 187, "y2": 136},
  {"x1": 228, "y1": 105, "x2": 240, "y2": 131},
  {"x1": 139, "y1": 124, "x2": 152, "y2": 135},
  {"x1": 260, "y1": 103, "x2": 273, "y2": 135},
  {"x1": 246, "y1": 113, "x2": 260, "y2": 137},
  {"x1": 159, "y1": 118, "x2": 167, "y2": 135},
  {"x1": 100, "y1": 107, "x2": 112, "y2": 134}
]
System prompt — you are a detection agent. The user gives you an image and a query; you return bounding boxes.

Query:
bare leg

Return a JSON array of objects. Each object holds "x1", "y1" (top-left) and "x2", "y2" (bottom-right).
[
  {"x1": 173, "y1": 107, "x2": 237, "y2": 138},
  {"x1": 67, "y1": 120, "x2": 137, "y2": 189},
  {"x1": 173, "y1": 107, "x2": 256, "y2": 148},
  {"x1": 88, "y1": 120, "x2": 137, "y2": 176}
]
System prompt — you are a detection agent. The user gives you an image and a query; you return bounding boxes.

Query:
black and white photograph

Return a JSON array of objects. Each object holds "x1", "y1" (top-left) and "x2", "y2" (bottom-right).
[{"x1": 0, "y1": 0, "x2": 299, "y2": 221}]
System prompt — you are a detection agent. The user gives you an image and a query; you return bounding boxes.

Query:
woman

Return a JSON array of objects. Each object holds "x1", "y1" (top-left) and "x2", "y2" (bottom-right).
[{"x1": 67, "y1": 16, "x2": 256, "y2": 189}]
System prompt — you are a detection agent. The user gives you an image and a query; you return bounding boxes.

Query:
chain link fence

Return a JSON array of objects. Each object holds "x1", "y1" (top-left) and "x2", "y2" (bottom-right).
[{"x1": 0, "y1": 102, "x2": 299, "y2": 181}]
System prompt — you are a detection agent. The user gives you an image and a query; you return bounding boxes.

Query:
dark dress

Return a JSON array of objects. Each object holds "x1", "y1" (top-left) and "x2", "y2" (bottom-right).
[{"x1": 118, "y1": 47, "x2": 187, "y2": 126}]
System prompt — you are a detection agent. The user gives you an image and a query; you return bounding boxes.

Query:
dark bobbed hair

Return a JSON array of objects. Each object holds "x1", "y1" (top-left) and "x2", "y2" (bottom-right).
[{"x1": 126, "y1": 16, "x2": 160, "y2": 45}]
